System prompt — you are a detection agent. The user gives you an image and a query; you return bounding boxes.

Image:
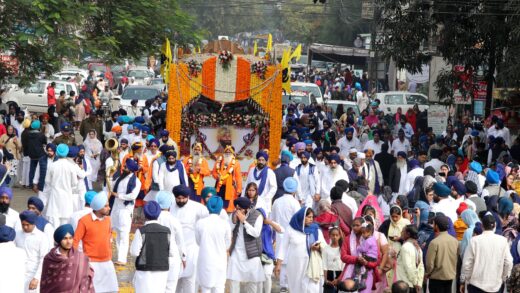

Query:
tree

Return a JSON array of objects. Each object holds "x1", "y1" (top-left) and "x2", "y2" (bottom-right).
[
  {"x1": 0, "y1": 0, "x2": 201, "y2": 86},
  {"x1": 377, "y1": 0, "x2": 519, "y2": 112}
]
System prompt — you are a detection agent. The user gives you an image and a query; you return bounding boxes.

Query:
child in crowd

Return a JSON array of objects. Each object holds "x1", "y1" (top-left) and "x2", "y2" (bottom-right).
[{"x1": 322, "y1": 227, "x2": 344, "y2": 293}]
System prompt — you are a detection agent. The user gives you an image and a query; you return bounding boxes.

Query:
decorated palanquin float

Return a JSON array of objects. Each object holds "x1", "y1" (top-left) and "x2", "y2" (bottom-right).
[{"x1": 165, "y1": 40, "x2": 283, "y2": 172}]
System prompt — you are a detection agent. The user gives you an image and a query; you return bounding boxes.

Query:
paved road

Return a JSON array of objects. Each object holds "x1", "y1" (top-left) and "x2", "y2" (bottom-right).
[{"x1": 10, "y1": 186, "x2": 282, "y2": 292}]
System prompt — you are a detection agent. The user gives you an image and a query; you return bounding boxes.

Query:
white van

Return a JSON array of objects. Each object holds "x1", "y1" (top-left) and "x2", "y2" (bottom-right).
[
  {"x1": 375, "y1": 91, "x2": 429, "y2": 114},
  {"x1": 290, "y1": 82, "x2": 324, "y2": 104},
  {"x1": 4, "y1": 80, "x2": 78, "y2": 113}
]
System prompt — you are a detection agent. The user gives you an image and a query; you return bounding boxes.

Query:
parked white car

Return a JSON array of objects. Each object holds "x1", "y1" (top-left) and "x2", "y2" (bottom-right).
[
  {"x1": 115, "y1": 85, "x2": 161, "y2": 113},
  {"x1": 375, "y1": 91, "x2": 429, "y2": 114},
  {"x1": 325, "y1": 100, "x2": 360, "y2": 117},
  {"x1": 127, "y1": 67, "x2": 154, "y2": 85},
  {"x1": 4, "y1": 80, "x2": 78, "y2": 113},
  {"x1": 290, "y1": 82, "x2": 324, "y2": 104}
]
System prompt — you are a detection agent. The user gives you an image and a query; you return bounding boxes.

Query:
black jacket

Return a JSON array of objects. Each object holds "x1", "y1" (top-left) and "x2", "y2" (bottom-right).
[
  {"x1": 22, "y1": 130, "x2": 46, "y2": 159},
  {"x1": 388, "y1": 163, "x2": 409, "y2": 193},
  {"x1": 374, "y1": 152, "x2": 396, "y2": 186}
]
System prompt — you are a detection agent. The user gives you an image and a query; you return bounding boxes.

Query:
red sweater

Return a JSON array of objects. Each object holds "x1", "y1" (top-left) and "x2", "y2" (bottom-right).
[
  {"x1": 73, "y1": 213, "x2": 112, "y2": 262},
  {"x1": 340, "y1": 234, "x2": 378, "y2": 280}
]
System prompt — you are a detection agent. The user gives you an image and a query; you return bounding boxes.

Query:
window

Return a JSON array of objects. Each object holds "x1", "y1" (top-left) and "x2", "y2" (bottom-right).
[
  {"x1": 54, "y1": 83, "x2": 66, "y2": 95},
  {"x1": 25, "y1": 82, "x2": 45, "y2": 94},
  {"x1": 406, "y1": 94, "x2": 428, "y2": 104},
  {"x1": 122, "y1": 88, "x2": 160, "y2": 100},
  {"x1": 384, "y1": 94, "x2": 403, "y2": 104},
  {"x1": 66, "y1": 85, "x2": 73, "y2": 94}
]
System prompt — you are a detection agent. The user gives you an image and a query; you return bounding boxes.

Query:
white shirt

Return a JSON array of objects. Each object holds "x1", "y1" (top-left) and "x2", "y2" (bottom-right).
[
  {"x1": 320, "y1": 167, "x2": 349, "y2": 201},
  {"x1": 404, "y1": 167, "x2": 424, "y2": 195},
  {"x1": 195, "y1": 214, "x2": 232, "y2": 288},
  {"x1": 341, "y1": 193, "x2": 358, "y2": 218},
  {"x1": 158, "y1": 163, "x2": 189, "y2": 192},
  {"x1": 431, "y1": 197, "x2": 458, "y2": 223},
  {"x1": 461, "y1": 231, "x2": 513, "y2": 292},
  {"x1": 391, "y1": 138, "x2": 411, "y2": 157},
  {"x1": 1, "y1": 207, "x2": 21, "y2": 231},
  {"x1": 338, "y1": 136, "x2": 361, "y2": 157},
  {"x1": 295, "y1": 163, "x2": 321, "y2": 207},
  {"x1": 170, "y1": 200, "x2": 209, "y2": 248},
  {"x1": 322, "y1": 245, "x2": 344, "y2": 272},
  {"x1": 244, "y1": 167, "x2": 277, "y2": 213},
  {"x1": 44, "y1": 158, "x2": 79, "y2": 219},
  {"x1": 0, "y1": 242, "x2": 26, "y2": 292},
  {"x1": 14, "y1": 228, "x2": 49, "y2": 282},
  {"x1": 364, "y1": 140, "x2": 383, "y2": 154}
]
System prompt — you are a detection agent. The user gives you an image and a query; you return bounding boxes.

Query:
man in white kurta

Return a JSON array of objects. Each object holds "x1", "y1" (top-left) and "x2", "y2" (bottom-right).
[
  {"x1": 195, "y1": 196, "x2": 231, "y2": 293},
  {"x1": 156, "y1": 191, "x2": 187, "y2": 293},
  {"x1": 295, "y1": 151, "x2": 321, "y2": 208},
  {"x1": 338, "y1": 128, "x2": 361, "y2": 157},
  {"x1": 404, "y1": 160, "x2": 424, "y2": 195},
  {"x1": 0, "y1": 225, "x2": 26, "y2": 293},
  {"x1": 44, "y1": 144, "x2": 79, "y2": 227},
  {"x1": 227, "y1": 197, "x2": 265, "y2": 293},
  {"x1": 0, "y1": 187, "x2": 22, "y2": 230},
  {"x1": 170, "y1": 185, "x2": 209, "y2": 293},
  {"x1": 27, "y1": 196, "x2": 55, "y2": 249},
  {"x1": 320, "y1": 154, "x2": 349, "y2": 201},
  {"x1": 75, "y1": 147, "x2": 92, "y2": 210},
  {"x1": 158, "y1": 151, "x2": 189, "y2": 192},
  {"x1": 15, "y1": 211, "x2": 50, "y2": 293},
  {"x1": 244, "y1": 152, "x2": 277, "y2": 213},
  {"x1": 32, "y1": 144, "x2": 57, "y2": 206},
  {"x1": 111, "y1": 159, "x2": 142, "y2": 265},
  {"x1": 271, "y1": 177, "x2": 301, "y2": 290}
]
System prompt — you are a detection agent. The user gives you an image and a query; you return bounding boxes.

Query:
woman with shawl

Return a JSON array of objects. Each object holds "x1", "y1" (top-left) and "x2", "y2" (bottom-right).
[
  {"x1": 315, "y1": 199, "x2": 340, "y2": 244},
  {"x1": 362, "y1": 210, "x2": 390, "y2": 293},
  {"x1": 275, "y1": 207, "x2": 325, "y2": 293},
  {"x1": 378, "y1": 205, "x2": 411, "y2": 284},
  {"x1": 338, "y1": 217, "x2": 378, "y2": 293},
  {"x1": 83, "y1": 129, "x2": 102, "y2": 183},
  {"x1": 414, "y1": 184, "x2": 434, "y2": 226},
  {"x1": 485, "y1": 195, "x2": 504, "y2": 235},
  {"x1": 356, "y1": 194, "x2": 385, "y2": 225}
]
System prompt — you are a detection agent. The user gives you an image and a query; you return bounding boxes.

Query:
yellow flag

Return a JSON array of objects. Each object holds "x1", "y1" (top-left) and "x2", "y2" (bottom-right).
[
  {"x1": 266, "y1": 34, "x2": 273, "y2": 53},
  {"x1": 281, "y1": 48, "x2": 291, "y2": 94},
  {"x1": 253, "y1": 40, "x2": 258, "y2": 56},
  {"x1": 290, "y1": 44, "x2": 302, "y2": 61},
  {"x1": 196, "y1": 46, "x2": 201, "y2": 54},
  {"x1": 160, "y1": 38, "x2": 172, "y2": 84}
]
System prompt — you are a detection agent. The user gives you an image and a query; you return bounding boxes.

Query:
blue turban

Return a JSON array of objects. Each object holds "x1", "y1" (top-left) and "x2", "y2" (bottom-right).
[
  {"x1": 125, "y1": 159, "x2": 139, "y2": 172},
  {"x1": 53, "y1": 224, "x2": 74, "y2": 244},
  {"x1": 234, "y1": 197, "x2": 252, "y2": 209},
  {"x1": 295, "y1": 142, "x2": 306, "y2": 151},
  {"x1": 470, "y1": 161, "x2": 482, "y2": 174},
  {"x1": 256, "y1": 151, "x2": 268, "y2": 161},
  {"x1": 156, "y1": 191, "x2": 173, "y2": 209},
  {"x1": 146, "y1": 134, "x2": 155, "y2": 141},
  {"x1": 355, "y1": 82, "x2": 362, "y2": 91},
  {"x1": 201, "y1": 187, "x2": 217, "y2": 201},
  {"x1": 207, "y1": 196, "x2": 223, "y2": 214},
  {"x1": 143, "y1": 201, "x2": 161, "y2": 220},
  {"x1": 127, "y1": 125, "x2": 134, "y2": 131},
  {"x1": 141, "y1": 125, "x2": 151, "y2": 133},
  {"x1": 433, "y1": 182, "x2": 451, "y2": 197},
  {"x1": 77, "y1": 145, "x2": 84, "y2": 151},
  {"x1": 132, "y1": 122, "x2": 141, "y2": 129},
  {"x1": 173, "y1": 185, "x2": 191, "y2": 197},
  {"x1": 281, "y1": 150, "x2": 293, "y2": 163},
  {"x1": 90, "y1": 191, "x2": 108, "y2": 211},
  {"x1": 302, "y1": 151, "x2": 311, "y2": 159},
  {"x1": 84, "y1": 191, "x2": 97, "y2": 206},
  {"x1": 313, "y1": 147, "x2": 322, "y2": 155},
  {"x1": 149, "y1": 138, "x2": 160, "y2": 146},
  {"x1": 345, "y1": 127, "x2": 354, "y2": 135},
  {"x1": 498, "y1": 197, "x2": 514, "y2": 216},
  {"x1": 0, "y1": 225, "x2": 15, "y2": 243},
  {"x1": 408, "y1": 159, "x2": 420, "y2": 169},
  {"x1": 286, "y1": 137, "x2": 298, "y2": 148},
  {"x1": 283, "y1": 177, "x2": 298, "y2": 193},
  {"x1": 120, "y1": 138, "x2": 129, "y2": 144},
  {"x1": 303, "y1": 139, "x2": 313, "y2": 146},
  {"x1": 486, "y1": 170, "x2": 500, "y2": 184},
  {"x1": 27, "y1": 196, "x2": 44, "y2": 212},
  {"x1": 0, "y1": 187, "x2": 13, "y2": 200},
  {"x1": 160, "y1": 130, "x2": 169, "y2": 137},
  {"x1": 134, "y1": 116, "x2": 145, "y2": 124},
  {"x1": 67, "y1": 146, "x2": 78, "y2": 158},
  {"x1": 31, "y1": 120, "x2": 41, "y2": 130},
  {"x1": 46, "y1": 143, "x2": 57, "y2": 152},
  {"x1": 452, "y1": 180, "x2": 467, "y2": 195},
  {"x1": 19, "y1": 210, "x2": 37, "y2": 224},
  {"x1": 328, "y1": 154, "x2": 340, "y2": 163},
  {"x1": 471, "y1": 130, "x2": 479, "y2": 137},
  {"x1": 56, "y1": 144, "x2": 69, "y2": 158},
  {"x1": 397, "y1": 151, "x2": 407, "y2": 158}
]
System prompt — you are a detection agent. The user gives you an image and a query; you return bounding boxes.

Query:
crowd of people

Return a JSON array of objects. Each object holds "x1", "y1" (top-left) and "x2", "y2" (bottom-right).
[{"x1": 0, "y1": 74, "x2": 519, "y2": 293}]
